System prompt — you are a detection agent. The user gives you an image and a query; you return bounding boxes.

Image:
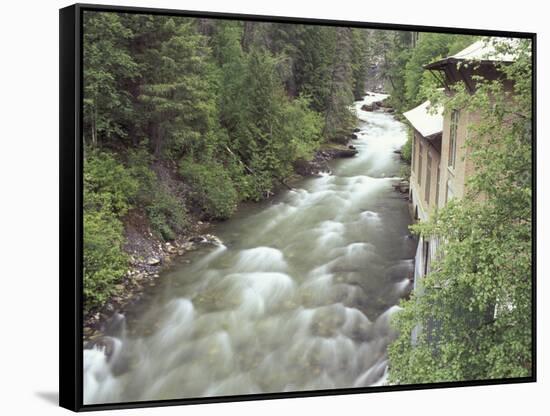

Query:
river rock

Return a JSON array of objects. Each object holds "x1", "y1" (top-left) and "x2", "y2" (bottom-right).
[
  {"x1": 393, "y1": 180, "x2": 410, "y2": 194},
  {"x1": 189, "y1": 234, "x2": 223, "y2": 246},
  {"x1": 147, "y1": 257, "x2": 161, "y2": 266},
  {"x1": 333, "y1": 148, "x2": 358, "y2": 158},
  {"x1": 361, "y1": 103, "x2": 375, "y2": 111},
  {"x1": 374, "y1": 99, "x2": 392, "y2": 108}
]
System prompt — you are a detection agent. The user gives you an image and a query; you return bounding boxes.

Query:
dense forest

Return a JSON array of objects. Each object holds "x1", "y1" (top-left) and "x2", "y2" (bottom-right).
[{"x1": 82, "y1": 12, "x2": 397, "y2": 311}]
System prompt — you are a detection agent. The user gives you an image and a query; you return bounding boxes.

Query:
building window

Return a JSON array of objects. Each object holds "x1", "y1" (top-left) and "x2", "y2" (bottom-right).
[
  {"x1": 446, "y1": 178, "x2": 455, "y2": 203},
  {"x1": 448, "y1": 110, "x2": 459, "y2": 168},
  {"x1": 425, "y1": 152, "x2": 432, "y2": 204},
  {"x1": 418, "y1": 141, "x2": 423, "y2": 186},
  {"x1": 435, "y1": 165, "x2": 441, "y2": 207},
  {"x1": 411, "y1": 132, "x2": 416, "y2": 173}
]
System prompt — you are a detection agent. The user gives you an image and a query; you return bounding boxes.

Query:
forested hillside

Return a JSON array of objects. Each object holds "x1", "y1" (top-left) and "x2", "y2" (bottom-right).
[{"x1": 82, "y1": 12, "x2": 394, "y2": 312}]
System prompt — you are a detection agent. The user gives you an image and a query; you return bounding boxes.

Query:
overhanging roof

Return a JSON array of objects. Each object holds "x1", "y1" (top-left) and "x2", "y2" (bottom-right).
[
  {"x1": 425, "y1": 38, "x2": 518, "y2": 70},
  {"x1": 403, "y1": 100, "x2": 443, "y2": 138}
]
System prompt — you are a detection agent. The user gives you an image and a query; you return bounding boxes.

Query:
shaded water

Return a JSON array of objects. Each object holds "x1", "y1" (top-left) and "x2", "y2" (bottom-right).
[{"x1": 83, "y1": 93, "x2": 416, "y2": 404}]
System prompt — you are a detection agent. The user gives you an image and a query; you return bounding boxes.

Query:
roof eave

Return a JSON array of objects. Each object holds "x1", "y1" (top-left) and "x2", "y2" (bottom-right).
[
  {"x1": 425, "y1": 131, "x2": 443, "y2": 140},
  {"x1": 425, "y1": 58, "x2": 514, "y2": 71},
  {"x1": 424, "y1": 58, "x2": 457, "y2": 71}
]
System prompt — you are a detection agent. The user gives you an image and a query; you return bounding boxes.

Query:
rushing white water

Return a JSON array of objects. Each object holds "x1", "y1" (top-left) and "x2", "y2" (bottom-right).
[{"x1": 83, "y1": 93, "x2": 416, "y2": 403}]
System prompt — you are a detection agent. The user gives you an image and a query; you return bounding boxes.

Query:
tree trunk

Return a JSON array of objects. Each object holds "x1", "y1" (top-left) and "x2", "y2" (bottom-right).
[
  {"x1": 91, "y1": 102, "x2": 97, "y2": 147},
  {"x1": 150, "y1": 123, "x2": 162, "y2": 157}
]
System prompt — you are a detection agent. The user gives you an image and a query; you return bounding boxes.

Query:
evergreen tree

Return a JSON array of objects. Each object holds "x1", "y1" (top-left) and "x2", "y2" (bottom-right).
[
  {"x1": 323, "y1": 27, "x2": 356, "y2": 141},
  {"x1": 82, "y1": 12, "x2": 138, "y2": 146},
  {"x1": 135, "y1": 17, "x2": 217, "y2": 158}
]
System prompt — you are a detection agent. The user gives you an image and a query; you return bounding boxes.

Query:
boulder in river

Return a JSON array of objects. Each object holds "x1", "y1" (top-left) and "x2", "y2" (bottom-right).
[
  {"x1": 333, "y1": 148, "x2": 358, "y2": 158},
  {"x1": 374, "y1": 99, "x2": 392, "y2": 108},
  {"x1": 361, "y1": 103, "x2": 375, "y2": 112}
]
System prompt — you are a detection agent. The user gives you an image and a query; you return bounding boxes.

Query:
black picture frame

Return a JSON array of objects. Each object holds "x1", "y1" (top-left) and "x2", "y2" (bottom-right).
[{"x1": 59, "y1": 3, "x2": 537, "y2": 412}]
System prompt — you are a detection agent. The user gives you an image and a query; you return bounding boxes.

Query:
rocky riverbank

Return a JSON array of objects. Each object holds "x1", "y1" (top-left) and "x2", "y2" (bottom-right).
[{"x1": 83, "y1": 223, "x2": 223, "y2": 342}]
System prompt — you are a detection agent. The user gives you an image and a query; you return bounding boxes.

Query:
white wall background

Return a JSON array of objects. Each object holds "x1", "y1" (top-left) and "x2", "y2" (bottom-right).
[{"x1": 0, "y1": 0, "x2": 547, "y2": 413}]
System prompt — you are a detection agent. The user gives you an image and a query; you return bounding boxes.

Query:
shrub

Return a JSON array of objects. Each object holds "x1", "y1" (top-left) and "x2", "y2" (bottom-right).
[
  {"x1": 83, "y1": 150, "x2": 139, "y2": 311},
  {"x1": 179, "y1": 158, "x2": 238, "y2": 219},
  {"x1": 401, "y1": 129, "x2": 413, "y2": 163},
  {"x1": 83, "y1": 209, "x2": 128, "y2": 311},
  {"x1": 83, "y1": 150, "x2": 139, "y2": 215},
  {"x1": 126, "y1": 147, "x2": 156, "y2": 203},
  {"x1": 146, "y1": 184, "x2": 188, "y2": 240}
]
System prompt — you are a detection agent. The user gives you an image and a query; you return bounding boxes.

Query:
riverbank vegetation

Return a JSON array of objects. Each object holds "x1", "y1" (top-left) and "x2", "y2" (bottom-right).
[
  {"x1": 82, "y1": 12, "x2": 382, "y2": 312},
  {"x1": 388, "y1": 39, "x2": 533, "y2": 382}
]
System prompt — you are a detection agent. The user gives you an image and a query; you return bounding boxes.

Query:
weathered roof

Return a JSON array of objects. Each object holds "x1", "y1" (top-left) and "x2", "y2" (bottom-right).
[
  {"x1": 403, "y1": 100, "x2": 443, "y2": 138},
  {"x1": 425, "y1": 38, "x2": 518, "y2": 70}
]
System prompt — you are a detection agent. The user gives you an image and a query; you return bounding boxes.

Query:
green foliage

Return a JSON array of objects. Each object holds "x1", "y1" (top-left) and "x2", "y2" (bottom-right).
[
  {"x1": 401, "y1": 128, "x2": 413, "y2": 163},
  {"x1": 215, "y1": 42, "x2": 323, "y2": 198},
  {"x1": 381, "y1": 32, "x2": 476, "y2": 113},
  {"x1": 83, "y1": 210, "x2": 128, "y2": 311},
  {"x1": 388, "y1": 39, "x2": 533, "y2": 383},
  {"x1": 322, "y1": 28, "x2": 357, "y2": 140},
  {"x1": 83, "y1": 150, "x2": 139, "y2": 215},
  {"x1": 350, "y1": 29, "x2": 370, "y2": 100},
  {"x1": 293, "y1": 26, "x2": 337, "y2": 113},
  {"x1": 83, "y1": 11, "x2": 138, "y2": 146},
  {"x1": 284, "y1": 96, "x2": 324, "y2": 161},
  {"x1": 404, "y1": 34, "x2": 475, "y2": 106},
  {"x1": 180, "y1": 159, "x2": 238, "y2": 219},
  {"x1": 147, "y1": 185, "x2": 189, "y2": 241},
  {"x1": 126, "y1": 147, "x2": 157, "y2": 200},
  {"x1": 136, "y1": 18, "x2": 219, "y2": 158},
  {"x1": 83, "y1": 150, "x2": 138, "y2": 311}
]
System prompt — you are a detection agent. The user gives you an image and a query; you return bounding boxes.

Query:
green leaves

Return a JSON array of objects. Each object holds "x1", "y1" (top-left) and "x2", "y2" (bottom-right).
[
  {"x1": 179, "y1": 159, "x2": 238, "y2": 220},
  {"x1": 83, "y1": 150, "x2": 139, "y2": 215},
  {"x1": 83, "y1": 209, "x2": 128, "y2": 311},
  {"x1": 83, "y1": 12, "x2": 138, "y2": 145}
]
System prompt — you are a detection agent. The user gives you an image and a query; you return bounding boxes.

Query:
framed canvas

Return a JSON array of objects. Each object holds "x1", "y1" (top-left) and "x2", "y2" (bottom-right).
[{"x1": 59, "y1": 3, "x2": 537, "y2": 411}]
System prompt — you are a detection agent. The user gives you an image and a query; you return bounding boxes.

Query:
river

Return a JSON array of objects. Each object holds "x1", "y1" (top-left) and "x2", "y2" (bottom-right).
[{"x1": 83, "y1": 92, "x2": 416, "y2": 404}]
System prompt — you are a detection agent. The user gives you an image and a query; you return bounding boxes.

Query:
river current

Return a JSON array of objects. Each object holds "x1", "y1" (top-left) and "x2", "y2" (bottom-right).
[{"x1": 83, "y1": 92, "x2": 415, "y2": 404}]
